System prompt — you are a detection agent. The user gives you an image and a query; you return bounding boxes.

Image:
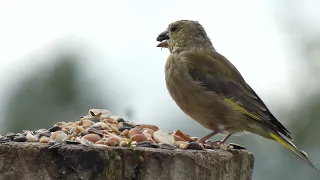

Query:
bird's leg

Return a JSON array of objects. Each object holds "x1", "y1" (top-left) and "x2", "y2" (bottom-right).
[
  {"x1": 217, "y1": 133, "x2": 232, "y2": 145},
  {"x1": 204, "y1": 133, "x2": 233, "y2": 149},
  {"x1": 196, "y1": 130, "x2": 219, "y2": 144}
]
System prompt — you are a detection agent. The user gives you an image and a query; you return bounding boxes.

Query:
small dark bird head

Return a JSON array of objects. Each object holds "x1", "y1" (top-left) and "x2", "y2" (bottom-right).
[{"x1": 156, "y1": 20, "x2": 213, "y2": 53}]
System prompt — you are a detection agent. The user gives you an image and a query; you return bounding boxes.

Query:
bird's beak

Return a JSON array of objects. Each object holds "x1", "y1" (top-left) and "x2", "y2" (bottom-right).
[{"x1": 156, "y1": 30, "x2": 169, "y2": 48}]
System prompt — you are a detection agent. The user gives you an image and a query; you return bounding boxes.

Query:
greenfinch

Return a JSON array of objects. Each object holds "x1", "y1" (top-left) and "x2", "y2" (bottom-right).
[{"x1": 156, "y1": 19, "x2": 318, "y2": 171}]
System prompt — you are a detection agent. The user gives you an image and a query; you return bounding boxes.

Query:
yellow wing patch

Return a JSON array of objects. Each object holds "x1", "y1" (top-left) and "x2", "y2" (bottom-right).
[
  {"x1": 269, "y1": 132, "x2": 295, "y2": 152},
  {"x1": 224, "y1": 98, "x2": 261, "y2": 120}
]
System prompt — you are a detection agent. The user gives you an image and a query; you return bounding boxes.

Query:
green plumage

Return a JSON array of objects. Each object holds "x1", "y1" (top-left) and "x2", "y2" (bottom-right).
[
  {"x1": 185, "y1": 51, "x2": 292, "y2": 140},
  {"x1": 157, "y1": 19, "x2": 318, "y2": 171}
]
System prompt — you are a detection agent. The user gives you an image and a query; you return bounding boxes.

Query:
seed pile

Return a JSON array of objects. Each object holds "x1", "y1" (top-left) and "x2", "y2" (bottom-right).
[{"x1": 0, "y1": 109, "x2": 245, "y2": 150}]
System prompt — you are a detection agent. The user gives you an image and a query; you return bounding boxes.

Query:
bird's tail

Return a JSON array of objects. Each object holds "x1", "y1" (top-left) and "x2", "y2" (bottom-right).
[{"x1": 269, "y1": 131, "x2": 319, "y2": 171}]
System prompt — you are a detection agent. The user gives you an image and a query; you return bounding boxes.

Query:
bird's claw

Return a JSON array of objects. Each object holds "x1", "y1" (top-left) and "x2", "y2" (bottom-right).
[
  {"x1": 202, "y1": 140, "x2": 224, "y2": 149},
  {"x1": 201, "y1": 141, "x2": 246, "y2": 150}
]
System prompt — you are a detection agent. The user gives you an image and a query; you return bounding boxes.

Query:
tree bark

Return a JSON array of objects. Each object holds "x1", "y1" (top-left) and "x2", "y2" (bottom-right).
[{"x1": 0, "y1": 142, "x2": 254, "y2": 180}]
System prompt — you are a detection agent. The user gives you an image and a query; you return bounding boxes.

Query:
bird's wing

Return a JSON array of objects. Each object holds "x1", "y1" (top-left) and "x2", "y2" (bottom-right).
[{"x1": 184, "y1": 51, "x2": 293, "y2": 140}]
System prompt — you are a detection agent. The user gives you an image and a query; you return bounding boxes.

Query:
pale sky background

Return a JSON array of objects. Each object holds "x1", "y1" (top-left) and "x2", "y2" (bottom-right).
[
  {"x1": 0, "y1": 0, "x2": 294, "y2": 123},
  {"x1": 0, "y1": 1, "x2": 320, "y2": 179}
]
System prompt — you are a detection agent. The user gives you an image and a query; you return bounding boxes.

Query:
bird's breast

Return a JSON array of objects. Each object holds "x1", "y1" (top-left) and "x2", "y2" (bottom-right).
[
  {"x1": 164, "y1": 54, "x2": 246, "y2": 132},
  {"x1": 165, "y1": 56, "x2": 223, "y2": 129}
]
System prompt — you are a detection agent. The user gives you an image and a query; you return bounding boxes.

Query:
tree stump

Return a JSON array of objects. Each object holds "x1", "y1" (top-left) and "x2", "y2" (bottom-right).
[{"x1": 0, "y1": 142, "x2": 254, "y2": 180}]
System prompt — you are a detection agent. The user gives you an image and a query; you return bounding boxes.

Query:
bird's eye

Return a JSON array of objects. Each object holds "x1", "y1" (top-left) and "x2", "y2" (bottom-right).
[{"x1": 170, "y1": 25, "x2": 178, "y2": 32}]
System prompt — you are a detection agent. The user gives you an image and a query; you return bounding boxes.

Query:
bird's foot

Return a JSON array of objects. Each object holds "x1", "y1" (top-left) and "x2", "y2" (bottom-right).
[
  {"x1": 202, "y1": 140, "x2": 226, "y2": 149},
  {"x1": 196, "y1": 131, "x2": 219, "y2": 144},
  {"x1": 202, "y1": 133, "x2": 231, "y2": 149},
  {"x1": 195, "y1": 133, "x2": 245, "y2": 150},
  {"x1": 202, "y1": 141, "x2": 246, "y2": 150}
]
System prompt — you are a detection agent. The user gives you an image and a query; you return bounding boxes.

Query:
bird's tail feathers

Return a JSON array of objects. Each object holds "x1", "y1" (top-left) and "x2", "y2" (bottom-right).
[{"x1": 269, "y1": 131, "x2": 319, "y2": 172}]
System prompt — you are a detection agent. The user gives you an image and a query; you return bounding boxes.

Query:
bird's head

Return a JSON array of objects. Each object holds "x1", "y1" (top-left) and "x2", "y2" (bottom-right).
[{"x1": 156, "y1": 20, "x2": 213, "y2": 53}]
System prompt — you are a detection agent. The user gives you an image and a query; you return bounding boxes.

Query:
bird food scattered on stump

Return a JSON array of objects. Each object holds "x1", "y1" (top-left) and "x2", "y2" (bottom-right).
[{"x1": 0, "y1": 109, "x2": 242, "y2": 150}]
